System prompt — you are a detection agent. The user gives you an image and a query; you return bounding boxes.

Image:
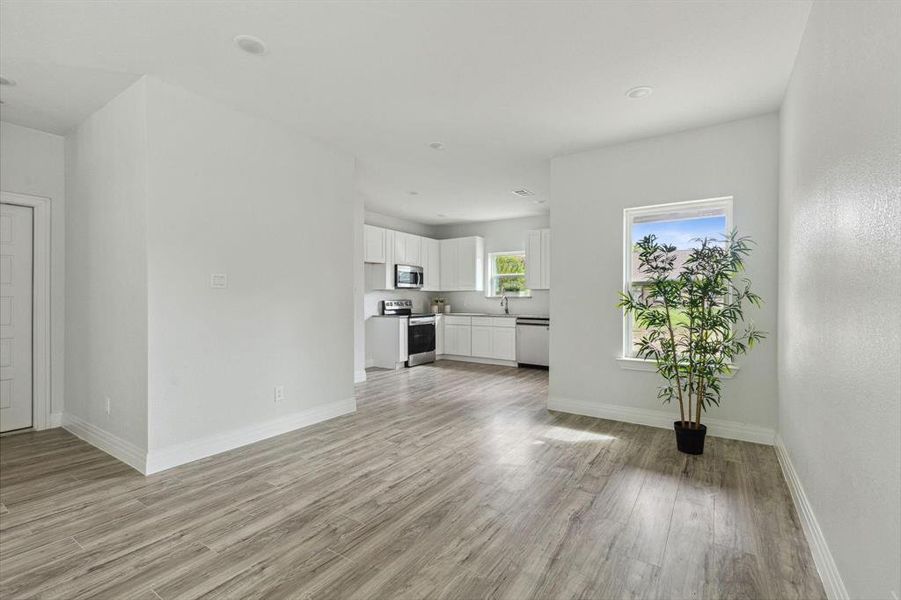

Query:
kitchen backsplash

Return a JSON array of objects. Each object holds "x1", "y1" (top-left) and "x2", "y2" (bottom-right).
[
  {"x1": 365, "y1": 290, "x2": 550, "y2": 318},
  {"x1": 439, "y1": 290, "x2": 550, "y2": 316},
  {"x1": 364, "y1": 290, "x2": 432, "y2": 318}
]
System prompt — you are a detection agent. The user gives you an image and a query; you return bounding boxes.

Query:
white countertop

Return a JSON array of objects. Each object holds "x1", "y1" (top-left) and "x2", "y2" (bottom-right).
[{"x1": 438, "y1": 313, "x2": 547, "y2": 319}]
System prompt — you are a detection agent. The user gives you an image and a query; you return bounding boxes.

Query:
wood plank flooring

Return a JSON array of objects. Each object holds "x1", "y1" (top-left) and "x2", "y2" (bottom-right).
[{"x1": 0, "y1": 362, "x2": 825, "y2": 599}]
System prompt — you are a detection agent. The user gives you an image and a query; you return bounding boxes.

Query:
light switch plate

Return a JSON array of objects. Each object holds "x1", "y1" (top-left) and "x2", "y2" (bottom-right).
[{"x1": 210, "y1": 273, "x2": 228, "y2": 289}]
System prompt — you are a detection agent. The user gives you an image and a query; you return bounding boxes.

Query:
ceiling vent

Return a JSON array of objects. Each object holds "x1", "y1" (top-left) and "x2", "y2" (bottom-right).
[{"x1": 512, "y1": 189, "x2": 535, "y2": 197}]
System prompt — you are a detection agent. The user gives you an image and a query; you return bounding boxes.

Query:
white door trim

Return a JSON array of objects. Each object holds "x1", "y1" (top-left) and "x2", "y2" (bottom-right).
[{"x1": 1, "y1": 191, "x2": 51, "y2": 430}]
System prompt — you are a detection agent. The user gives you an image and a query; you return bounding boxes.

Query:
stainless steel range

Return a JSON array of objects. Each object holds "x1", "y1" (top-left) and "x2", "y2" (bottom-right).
[{"x1": 381, "y1": 299, "x2": 436, "y2": 367}]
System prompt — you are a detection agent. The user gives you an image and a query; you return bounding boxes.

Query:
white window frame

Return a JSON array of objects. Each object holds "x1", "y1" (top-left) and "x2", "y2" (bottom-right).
[
  {"x1": 621, "y1": 196, "x2": 733, "y2": 361},
  {"x1": 486, "y1": 250, "x2": 530, "y2": 298}
]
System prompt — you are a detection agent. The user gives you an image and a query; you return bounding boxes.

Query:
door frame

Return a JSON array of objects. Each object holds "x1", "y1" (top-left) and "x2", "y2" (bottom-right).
[{"x1": 1, "y1": 191, "x2": 51, "y2": 430}]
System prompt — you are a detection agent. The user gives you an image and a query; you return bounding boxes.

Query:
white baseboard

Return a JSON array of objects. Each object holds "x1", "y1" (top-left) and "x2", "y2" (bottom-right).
[
  {"x1": 775, "y1": 435, "x2": 849, "y2": 600},
  {"x1": 49, "y1": 412, "x2": 63, "y2": 428},
  {"x1": 546, "y1": 396, "x2": 775, "y2": 445},
  {"x1": 63, "y1": 413, "x2": 147, "y2": 474},
  {"x1": 438, "y1": 355, "x2": 519, "y2": 368},
  {"x1": 354, "y1": 369, "x2": 367, "y2": 383},
  {"x1": 144, "y1": 397, "x2": 356, "y2": 475}
]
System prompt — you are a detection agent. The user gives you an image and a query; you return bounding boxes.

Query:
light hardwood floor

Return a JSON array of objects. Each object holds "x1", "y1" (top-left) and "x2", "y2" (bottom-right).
[{"x1": 0, "y1": 362, "x2": 824, "y2": 599}]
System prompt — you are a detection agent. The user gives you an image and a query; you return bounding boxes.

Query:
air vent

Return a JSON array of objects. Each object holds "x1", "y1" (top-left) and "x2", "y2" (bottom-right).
[{"x1": 512, "y1": 189, "x2": 535, "y2": 197}]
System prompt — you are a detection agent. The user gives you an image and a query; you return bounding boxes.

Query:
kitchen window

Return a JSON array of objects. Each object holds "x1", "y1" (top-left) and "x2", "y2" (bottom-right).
[
  {"x1": 488, "y1": 251, "x2": 530, "y2": 297},
  {"x1": 622, "y1": 197, "x2": 732, "y2": 358}
]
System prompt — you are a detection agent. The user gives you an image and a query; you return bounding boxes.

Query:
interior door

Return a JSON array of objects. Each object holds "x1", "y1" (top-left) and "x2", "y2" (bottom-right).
[{"x1": 0, "y1": 203, "x2": 34, "y2": 432}]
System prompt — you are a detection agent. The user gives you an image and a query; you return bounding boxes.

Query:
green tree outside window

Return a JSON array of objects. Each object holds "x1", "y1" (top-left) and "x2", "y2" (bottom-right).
[{"x1": 492, "y1": 253, "x2": 529, "y2": 296}]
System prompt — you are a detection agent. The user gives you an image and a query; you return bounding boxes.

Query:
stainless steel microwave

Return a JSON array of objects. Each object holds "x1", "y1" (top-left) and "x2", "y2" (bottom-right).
[{"x1": 395, "y1": 264, "x2": 424, "y2": 289}]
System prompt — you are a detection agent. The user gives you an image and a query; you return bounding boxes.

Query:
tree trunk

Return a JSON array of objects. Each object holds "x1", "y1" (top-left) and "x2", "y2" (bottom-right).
[
  {"x1": 695, "y1": 379, "x2": 704, "y2": 428},
  {"x1": 662, "y1": 295, "x2": 686, "y2": 424}
]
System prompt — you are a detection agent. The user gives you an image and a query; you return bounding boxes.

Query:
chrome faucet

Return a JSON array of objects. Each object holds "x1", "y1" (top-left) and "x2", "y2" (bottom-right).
[{"x1": 500, "y1": 295, "x2": 510, "y2": 315}]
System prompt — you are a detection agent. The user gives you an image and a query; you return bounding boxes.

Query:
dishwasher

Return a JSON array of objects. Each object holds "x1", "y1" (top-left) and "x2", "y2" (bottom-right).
[{"x1": 516, "y1": 316, "x2": 550, "y2": 367}]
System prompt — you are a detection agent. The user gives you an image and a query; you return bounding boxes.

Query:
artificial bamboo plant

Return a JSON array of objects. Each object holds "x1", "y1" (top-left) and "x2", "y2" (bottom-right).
[{"x1": 618, "y1": 231, "x2": 766, "y2": 430}]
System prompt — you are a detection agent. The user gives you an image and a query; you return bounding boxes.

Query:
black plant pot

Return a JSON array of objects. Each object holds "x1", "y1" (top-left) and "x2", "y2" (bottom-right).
[{"x1": 674, "y1": 421, "x2": 707, "y2": 455}]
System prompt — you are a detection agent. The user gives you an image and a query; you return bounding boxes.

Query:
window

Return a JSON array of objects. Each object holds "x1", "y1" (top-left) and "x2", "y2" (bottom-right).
[
  {"x1": 622, "y1": 197, "x2": 732, "y2": 357},
  {"x1": 488, "y1": 251, "x2": 530, "y2": 297}
]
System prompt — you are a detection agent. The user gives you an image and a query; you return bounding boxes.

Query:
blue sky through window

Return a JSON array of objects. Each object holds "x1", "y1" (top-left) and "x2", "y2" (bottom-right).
[{"x1": 632, "y1": 215, "x2": 726, "y2": 249}]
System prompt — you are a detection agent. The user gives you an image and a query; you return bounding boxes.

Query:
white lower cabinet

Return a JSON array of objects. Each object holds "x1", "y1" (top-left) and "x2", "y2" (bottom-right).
[
  {"x1": 365, "y1": 316, "x2": 408, "y2": 370},
  {"x1": 444, "y1": 324, "x2": 471, "y2": 356},
  {"x1": 435, "y1": 315, "x2": 444, "y2": 355},
  {"x1": 440, "y1": 316, "x2": 516, "y2": 361},
  {"x1": 491, "y1": 327, "x2": 517, "y2": 361},
  {"x1": 471, "y1": 326, "x2": 492, "y2": 358}
]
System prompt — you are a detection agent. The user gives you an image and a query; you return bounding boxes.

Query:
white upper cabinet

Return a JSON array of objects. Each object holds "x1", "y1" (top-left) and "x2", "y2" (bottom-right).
[
  {"x1": 365, "y1": 229, "x2": 396, "y2": 290},
  {"x1": 439, "y1": 237, "x2": 484, "y2": 291},
  {"x1": 364, "y1": 226, "x2": 483, "y2": 292},
  {"x1": 364, "y1": 225, "x2": 386, "y2": 263},
  {"x1": 406, "y1": 234, "x2": 422, "y2": 267},
  {"x1": 439, "y1": 238, "x2": 458, "y2": 291},
  {"x1": 541, "y1": 229, "x2": 551, "y2": 289},
  {"x1": 526, "y1": 228, "x2": 551, "y2": 290},
  {"x1": 457, "y1": 237, "x2": 483, "y2": 291},
  {"x1": 421, "y1": 237, "x2": 441, "y2": 291},
  {"x1": 393, "y1": 231, "x2": 423, "y2": 267}
]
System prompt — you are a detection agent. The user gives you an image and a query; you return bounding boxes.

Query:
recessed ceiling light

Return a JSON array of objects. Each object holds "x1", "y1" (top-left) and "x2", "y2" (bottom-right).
[
  {"x1": 428, "y1": 142, "x2": 445, "y2": 151},
  {"x1": 234, "y1": 35, "x2": 268, "y2": 56},
  {"x1": 512, "y1": 189, "x2": 535, "y2": 197},
  {"x1": 626, "y1": 86, "x2": 653, "y2": 98},
  {"x1": 0, "y1": 77, "x2": 16, "y2": 86}
]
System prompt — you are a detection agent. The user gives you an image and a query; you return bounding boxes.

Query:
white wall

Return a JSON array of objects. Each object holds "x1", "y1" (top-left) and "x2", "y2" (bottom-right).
[
  {"x1": 778, "y1": 2, "x2": 901, "y2": 598},
  {"x1": 364, "y1": 210, "x2": 439, "y2": 238},
  {"x1": 143, "y1": 78, "x2": 356, "y2": 455},
  {"x1": 0, "y1": 121, "x2": 66, "y2": 419},
  {"x1": 434, "y1": 215, "x2": 550, "y2": 316},
  {"x1": 65, "y1": 79, "x2": 149, "y2": 451},
  {"x1": 549, "y1": 114, "x2": 780, "y2": 437}
]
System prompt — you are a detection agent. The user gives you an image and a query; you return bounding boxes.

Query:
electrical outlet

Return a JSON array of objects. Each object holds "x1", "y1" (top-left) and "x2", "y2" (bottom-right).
[
  {"x1": 105, "y1": 397, "x2": 111, "y2": 416},
  {"x1": 274, "y1": 385, "x2": 285, "y2": 403}
]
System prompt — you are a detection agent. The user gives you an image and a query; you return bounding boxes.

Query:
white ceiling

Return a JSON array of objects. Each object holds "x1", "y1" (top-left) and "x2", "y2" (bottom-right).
[{"x1": 0, "y1": 1, "x2": 811, "y2": 224}]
